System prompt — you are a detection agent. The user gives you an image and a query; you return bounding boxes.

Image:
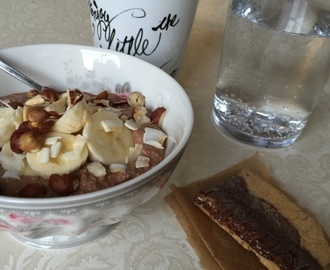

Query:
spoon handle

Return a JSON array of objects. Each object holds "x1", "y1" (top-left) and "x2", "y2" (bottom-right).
[{"x1": 0, "y1": 59, "x2": 43, "y2": 91}]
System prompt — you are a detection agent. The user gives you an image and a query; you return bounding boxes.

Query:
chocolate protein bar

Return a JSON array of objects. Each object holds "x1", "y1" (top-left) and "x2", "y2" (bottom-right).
[{"x1": 194, "y1": 170, "x2": 330, "y2": 270}]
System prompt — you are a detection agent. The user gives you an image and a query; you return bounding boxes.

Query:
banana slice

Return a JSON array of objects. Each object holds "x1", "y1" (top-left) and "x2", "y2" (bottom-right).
[
  {"x1": 82, "y1": 110, "x2": 134, "y2": 164},
  {"x1": 51, "y1": 99, "x2": 90, "y2": 134},
  {"x1": 26, "y1": 132, "x2": 88, "y2": 178},
  {"x1": 0, "y1": 107, "x2": 23, "y2": 147}
]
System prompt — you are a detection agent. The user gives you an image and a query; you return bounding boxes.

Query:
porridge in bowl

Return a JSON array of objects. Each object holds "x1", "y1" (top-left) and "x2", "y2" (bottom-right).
[{"x1": 0, "y1": 86, "x2": 168, "y2": 198}]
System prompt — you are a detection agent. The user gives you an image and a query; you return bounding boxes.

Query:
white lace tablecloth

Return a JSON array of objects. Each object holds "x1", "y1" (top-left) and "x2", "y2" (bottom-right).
[{"x1": 0, "y1": 0, "x2": 329, "y2": 269}]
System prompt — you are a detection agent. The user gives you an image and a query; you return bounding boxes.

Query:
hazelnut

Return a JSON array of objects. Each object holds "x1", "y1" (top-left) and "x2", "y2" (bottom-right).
[
  {"x1": 150, "y1": 107, "x2": 166, "y2": 127},
  {"x1": 8, "y1": 101, "x2": 24, "y2": 109},
  {"x1": 127, "y1": 92, "x2": 145, "y2": 107},
  {"x1": 132, "y1": 106, "x2": 149, "y2": 124},
  {"x1": 10, "y1": 121, "x2": 31, "y2": 154},
  {"x1": 28, "y1": 118, "x2": 55, "y2": 133},
  {"x1": 108, "y1": 93, "x2": 127, "y2": 105},
  {"x1": 26, "y1": 106, "x2": 50, "y2": 123},
  {"x1": 41, "y1": 87, "x2": 59, "y2": 102},
  {"x1": 68, "y1": 89, "x2": 83, "y2": 106},
  {"x1": 19, "y1": 183, "x2": 47, "y2": 198},
  {"x1": 26, "y1": 89, "x2": 40, "y2": 99},
  {"x1": 49, "y1": 172, "x2": 80, "y2": 196},
  {"x1": 94, "y1": 90, "x2": 109, "y2": 100},
  {"x1": 18, "y1": 131, "x2": 45, "y2": 153}
]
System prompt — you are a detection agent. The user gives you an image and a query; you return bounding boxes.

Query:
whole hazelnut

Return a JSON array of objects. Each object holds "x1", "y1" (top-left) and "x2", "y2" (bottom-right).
[
  {"x1": 18, "y1": 131, "x2": 45, "y2": 153},
  {"x1": 19, "y1": 183, "x2": 47, "y2": 198},
  {"x1": 28, "y1": 118, "x2": 55, "y2": 134},
  {"x1": 10, "y1": 121, "x2": 31, "y2": 154},
  {"x1": 127, "y1": 92, "x2": 145, "y2": 107},
  {"x1": 49, "y1": 172, "x2": 80, "y2": 196},
  {"x1": 8, "y1": 101, "x2": 24, "y2": 109},
  {"x1": 94, "y1": 90, "x2": 109, "y2": 100},
  {"x1": 26, "y1": 89, "x2": 40, "y2": 99},
  {"x1": 41, "y1": 87, "x2": 59, "y2": 102},
  {"x1": 26, "y1": 106, "x2": 50, "y2": 123},
  {"x1": 68, "y1": 89, "x2": 83, "y2": 106}
]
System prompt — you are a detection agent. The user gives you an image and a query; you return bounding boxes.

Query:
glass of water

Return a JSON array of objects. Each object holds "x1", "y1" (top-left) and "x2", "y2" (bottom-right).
[{"x1": 212, "y1": 0, "x2": 330, "y2": 148}]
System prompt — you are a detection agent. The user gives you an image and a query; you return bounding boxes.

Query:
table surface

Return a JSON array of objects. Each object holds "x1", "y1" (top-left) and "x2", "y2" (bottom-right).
[{"x1": 1, "y1": 0, "x2": 330, "y2": 269}]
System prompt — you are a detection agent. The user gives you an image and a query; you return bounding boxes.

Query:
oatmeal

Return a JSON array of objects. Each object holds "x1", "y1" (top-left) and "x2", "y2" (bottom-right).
[{"x1": 0, "y1": 87, "x2": 167, "y2": 198}]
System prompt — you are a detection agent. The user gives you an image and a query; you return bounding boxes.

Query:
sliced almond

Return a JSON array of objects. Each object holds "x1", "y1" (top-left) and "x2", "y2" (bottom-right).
[
  {"x1": 50, "y1": 141, "x2": 62, "y2": 158},
  {"x1": 109, "y1": 163, "x2": 127, "y2": 173},
  {"x1": 127, "y1": 91, "x2": 145, "y2": 107},
  {"x1": 37, "y1": 147, "x2": 50, "y2": 164},
  {"x1": 135, "y1": 155, "x2": 150, "y2": 168},
  {"x1": 87, "y1": 161, "x2": 106, "y2": 177},
  {"x1": 124, "y1": 119, "x2": 140, "y2": 130},
  {"x1": 2, "y1": 169, "x2": 21, "y2": 179},
  {"x1": 143, "y1": 127, "x2": 167, "y2": 149},
  {"x1": 45, "y1": 136, "x2": 62, "y2": 145},
  {"x1": 133, "y1": 106, "x2": 149, "y2": 123}
]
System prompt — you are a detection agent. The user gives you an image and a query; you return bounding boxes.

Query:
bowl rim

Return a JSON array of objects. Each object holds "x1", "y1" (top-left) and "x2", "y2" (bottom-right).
[{"x1": 0, "y1": 44, "x2": 194, "y2": 208}]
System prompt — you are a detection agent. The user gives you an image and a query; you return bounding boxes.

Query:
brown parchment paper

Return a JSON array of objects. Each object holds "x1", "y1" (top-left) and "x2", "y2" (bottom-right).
[{"x1": 165, "y1": 152, "x2": 330, "y2": 270}]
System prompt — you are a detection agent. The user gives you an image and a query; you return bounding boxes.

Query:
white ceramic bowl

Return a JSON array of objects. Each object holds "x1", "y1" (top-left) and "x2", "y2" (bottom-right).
[{"x1": 0, "y1": 44, "x2": 193, "y2": 249}]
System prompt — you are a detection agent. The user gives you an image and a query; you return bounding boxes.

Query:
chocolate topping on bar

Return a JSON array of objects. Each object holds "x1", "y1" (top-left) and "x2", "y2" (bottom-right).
[{"x1": 195, "y1": 176, "x2": 322, "y2": 270}]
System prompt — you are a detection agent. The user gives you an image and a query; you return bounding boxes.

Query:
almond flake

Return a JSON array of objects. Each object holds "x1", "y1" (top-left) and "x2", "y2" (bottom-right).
[
  {"x1": 124, "y1": 119, "x2": 140, "y2": 130},
  {"x1": 45, "y1": 136, "x2": 62, "y2": 145},
  {"x1": 143, "y1": 128, "x2": 167, "y2": 149},
  {"x1": 0, "y1": 153, "x2": 25, "y2": 173},
  {"x1": 87, "y1": 161, "x2": 106, "y2": 177},
  {"x1": 109, "y1": 163, "x2": 127, "y2": 173},
  {"x1": 135, "y1": 155, "x2": 150, "y2": 168},
  {"x1": 101, "y1": 119, "x2": 123, "y2": 132},
  {"x1": 37, "y1": 147, "x2": 50, "y2": 164},
  {"x1": 2, "y1": 169, "x2": 20, "y2": 179},
  {"x1": 50, "y1": 141, "x2": 62, "y2": 158}
]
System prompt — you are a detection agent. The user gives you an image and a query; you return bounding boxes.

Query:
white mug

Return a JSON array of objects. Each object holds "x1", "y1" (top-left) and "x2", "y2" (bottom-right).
[{"x1": 88, "y1": 0, "x2": 199, "y2": 78}]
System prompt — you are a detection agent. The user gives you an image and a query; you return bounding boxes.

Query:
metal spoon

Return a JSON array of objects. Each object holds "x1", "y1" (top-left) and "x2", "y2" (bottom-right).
[{"x1": 0, "y1": 59, "x2": 43, "y2": 91}]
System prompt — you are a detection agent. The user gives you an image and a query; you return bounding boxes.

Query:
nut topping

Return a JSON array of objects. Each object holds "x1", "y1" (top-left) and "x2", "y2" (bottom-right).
[
  {"x1": 150, "y1": 107, "x2": 166, "y2": 127},
  {"x1": 94, "y1": 90, "x2": 109, "y2": 100},
  {"x1": 127, "y1": 91, "x2": 145, "y2": 107},
  {"x1": 19, "y1": 183, "x2": 47, "y2": 198},
  {"x1": 10, "y1": 121, "x2": 31, "y2": 154},
  {"x1": 41, "y1": 87, "x2": 59, "y2": 102},
  {"x1": 18, "y1": 131, "x2": 45, "y2": 153},
  {"x1": 1, "y1": 87, "x2": 169, "y2": 198},
  {"x1": 26, "y1": 89, "x2": 40, "y2": 99},
  {"x1": 26, "y1": 106, "x2": 50, "y2": 123},
  {"x1": 49, "y1": 172, "x2": 80, "y2": 196},
  {"x1": 28, "y1": 118, "x2": 55, "y2": 133}
]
